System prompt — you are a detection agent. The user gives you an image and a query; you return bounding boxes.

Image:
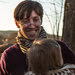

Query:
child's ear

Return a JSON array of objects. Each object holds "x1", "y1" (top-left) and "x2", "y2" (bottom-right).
[{"x1": 15, "y1": 20, "x2": 20, "y2": 28}]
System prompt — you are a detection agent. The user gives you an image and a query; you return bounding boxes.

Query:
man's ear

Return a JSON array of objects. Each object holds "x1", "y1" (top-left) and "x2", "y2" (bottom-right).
[{"x1": 15, "y1": 20, "x2": 20, "y2": 28}]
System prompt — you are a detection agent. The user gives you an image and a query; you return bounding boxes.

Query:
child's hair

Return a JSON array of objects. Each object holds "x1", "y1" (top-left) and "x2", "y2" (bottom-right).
[{"x1": 27, "y1": 38, "x2": 63, "y2": 75}]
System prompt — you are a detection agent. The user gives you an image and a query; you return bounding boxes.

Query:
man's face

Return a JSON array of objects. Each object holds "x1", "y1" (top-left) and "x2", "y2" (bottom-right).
[{"x1": 18, "y1": 10, "x2": 41, "y2": 40}]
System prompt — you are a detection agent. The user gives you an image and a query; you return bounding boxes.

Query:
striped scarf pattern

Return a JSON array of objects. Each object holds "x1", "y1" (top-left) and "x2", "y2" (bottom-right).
[
  {"x1": 47, "y1": 64, "x2": 75, "y2": 75},
  {"x1": 16, "y1": 26, "x2": 47, "y2": 54},
  {"x1": 25, "y1": 64, "x2": 75, "y2": 75}
]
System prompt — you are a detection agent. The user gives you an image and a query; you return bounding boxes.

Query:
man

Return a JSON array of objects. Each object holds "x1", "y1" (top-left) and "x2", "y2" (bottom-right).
[{"x1": 0, "y1": 0, "x2": 75, "y2": 75}]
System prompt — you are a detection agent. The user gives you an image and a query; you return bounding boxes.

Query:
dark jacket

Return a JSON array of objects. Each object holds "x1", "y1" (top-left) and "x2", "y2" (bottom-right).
[{"x1": 0, "y1": 41, "x2": 75, "y2": 75}]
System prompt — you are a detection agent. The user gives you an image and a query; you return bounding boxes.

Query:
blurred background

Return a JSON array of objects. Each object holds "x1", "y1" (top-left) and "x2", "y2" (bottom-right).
[{"x1": 0, "y1": 0, "x2": 75, "y2": 56}]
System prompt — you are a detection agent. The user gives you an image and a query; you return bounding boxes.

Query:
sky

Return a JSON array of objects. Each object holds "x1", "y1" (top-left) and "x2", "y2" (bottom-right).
[{"x1": 0, "y1": 0, "x2": 65, "y2": 36}]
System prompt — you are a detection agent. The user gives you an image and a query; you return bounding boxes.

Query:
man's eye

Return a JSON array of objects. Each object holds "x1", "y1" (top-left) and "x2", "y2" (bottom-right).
[
  {"x1": 23, "y1": 20, "x2": 29, "y2": 23},
  {"x1": 34, "y1": 19, "x2": 39, "y2": 22}
]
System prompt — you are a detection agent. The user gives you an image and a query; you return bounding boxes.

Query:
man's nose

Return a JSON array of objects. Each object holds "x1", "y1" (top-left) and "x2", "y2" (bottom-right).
[
  {"x1": 30, "y1": 19, "x2": 34, "y2": 25},
  {"x1": 29, "y1": 20, "x2": 35, "y2": 28}
]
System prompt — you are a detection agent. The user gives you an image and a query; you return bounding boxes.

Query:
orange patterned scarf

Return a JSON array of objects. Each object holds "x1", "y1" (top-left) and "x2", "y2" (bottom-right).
[{"x1": 16, "y1": 26, "x2": 47, "y2": 54}]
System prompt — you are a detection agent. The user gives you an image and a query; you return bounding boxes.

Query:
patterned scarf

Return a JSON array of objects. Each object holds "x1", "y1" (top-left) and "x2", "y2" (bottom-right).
[
  {"x1": 25, "y1": 64, "x2": 75, "y2": 75},
  {"x1": 16, "y1": 26, "x2": 47, "y2": 54},
  {"x1": 47, "y1": 64, "x2": 75, "y2": 75}
]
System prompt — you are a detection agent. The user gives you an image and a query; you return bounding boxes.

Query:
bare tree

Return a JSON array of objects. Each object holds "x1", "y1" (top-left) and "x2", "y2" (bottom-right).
[
  {"x1": 62, "y1": 0, "x2": 75, "y2": 54},
  {"x1": 39, "y1": 0, "x2": 64, "y2": 40}
]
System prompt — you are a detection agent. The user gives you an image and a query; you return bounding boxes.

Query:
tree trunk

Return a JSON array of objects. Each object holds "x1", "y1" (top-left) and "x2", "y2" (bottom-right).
[{"x1": 62, "y1": 0, "x2": 75, "y2": 54}]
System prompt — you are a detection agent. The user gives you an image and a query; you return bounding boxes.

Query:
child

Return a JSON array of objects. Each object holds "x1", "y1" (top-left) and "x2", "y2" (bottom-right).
[
  {"x1": 26, "y1": 38, "x2": 75, "y2": 75},
  {"x1": 27, "y1": 38, "x2": 64, "y2": 75}
]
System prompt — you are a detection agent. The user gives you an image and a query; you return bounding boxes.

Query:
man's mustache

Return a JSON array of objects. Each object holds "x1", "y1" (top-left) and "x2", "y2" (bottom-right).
[{"x1": 24, "y1": 27, "x2": 40, "y2": 32}]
